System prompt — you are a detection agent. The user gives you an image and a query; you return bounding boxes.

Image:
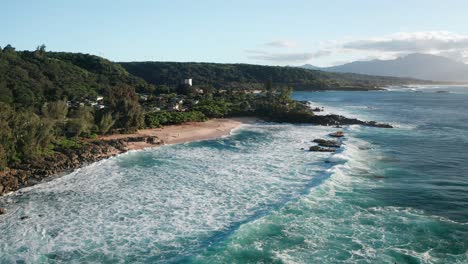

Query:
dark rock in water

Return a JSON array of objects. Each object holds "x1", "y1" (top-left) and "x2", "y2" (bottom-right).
[
  {"x1": 20, "y1": 216, "x2": 29, "y2": 220},
  {"x1": 0, "y1": 208, "x2": 6, "y2": 215},
  {"x1": 263, "y1": 109, "x2": 392, "y2": 128},
  {"x1": 313, "y1": 139, "x2": 341, "y2": 148},
  {"x1": 300, "y1": 147, "x2": 305, "y2": 150},
  {"x1": 308, "y1": 114, "x2": 393, "y2": 128},
  {"x1": 309, "y1": 146, "x2": 336, "y2": 152},
  {"x1": 324, "y1": 160, "x2": 331, "y2": 163},
  {"x1": 311, "y1": 107, "x2": 322, "y2": 112},
  {"x1": 365, "y1": 121, "x2": 393, "y2": 128},
  {"x1": 329, "y1": 131, "x2": 345, "y2": 138}
]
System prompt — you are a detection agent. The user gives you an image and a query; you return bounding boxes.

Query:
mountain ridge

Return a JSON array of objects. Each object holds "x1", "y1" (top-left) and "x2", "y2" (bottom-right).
[{"x1": 302, "y1": 53, "x2": 468, "y2": 82}]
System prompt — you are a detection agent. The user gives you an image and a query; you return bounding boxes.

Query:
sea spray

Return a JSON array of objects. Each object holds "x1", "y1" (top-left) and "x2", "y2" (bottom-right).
[{"x1": 0, "y1": 123, "x2": 337, "y2": 263}]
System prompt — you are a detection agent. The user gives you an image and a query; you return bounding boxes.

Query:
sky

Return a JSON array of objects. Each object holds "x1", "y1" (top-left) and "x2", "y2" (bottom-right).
[{"x1": 2, "y1": 0, "x2": 468, "y2": 66}]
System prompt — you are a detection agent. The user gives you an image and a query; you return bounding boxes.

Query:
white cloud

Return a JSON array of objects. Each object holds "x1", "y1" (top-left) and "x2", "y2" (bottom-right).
[
  {"x1": 244, "y1": 49, "x2": 268, "y2": 55},
  {"x1": 313, "y1": 50, "x2": 332, "y2": 57},
  {"x1": 246, "y1": 50, "x2": 331, "y2": 63},
  {"x1": 340, "y1": 31, "x2": 468, "y2": 63},
  {"x1": 264, "y1": 40, "x2": 297, "y2": 48},
  {"x1": 248, "y1": 31, "x2": 468, "y2": 66},
  {"x1": 437, "y1": 49, "x2": 468, "y2": 62},
  {"x1": 343, "y1": 31, "x2": 468, "y2": 52}
]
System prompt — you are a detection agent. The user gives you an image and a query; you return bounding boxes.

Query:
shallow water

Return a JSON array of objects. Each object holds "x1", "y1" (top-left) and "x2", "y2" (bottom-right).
[{"x1": 1, "y1": 87, "x2": 467, "y2": 263}]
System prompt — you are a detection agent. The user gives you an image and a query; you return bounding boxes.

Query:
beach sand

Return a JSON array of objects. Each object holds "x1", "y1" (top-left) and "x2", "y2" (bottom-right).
[{"x1": 100, "y1": 117, "x2": 257, "y2": 150}]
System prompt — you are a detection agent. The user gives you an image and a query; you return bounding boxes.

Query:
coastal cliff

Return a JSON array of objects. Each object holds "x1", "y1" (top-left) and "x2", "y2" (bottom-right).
[{"x1": 0, "y1": 136, "x2": 162, "y2": 196}]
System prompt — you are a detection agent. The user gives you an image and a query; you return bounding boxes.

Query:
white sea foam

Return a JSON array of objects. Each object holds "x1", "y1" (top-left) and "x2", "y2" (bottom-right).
[
  {"x1": 194, "y1": 126, "x2": 468, "y2": 264},
  {"x1": 0, "y1": 123, "x2": 338, "y2": 262},
  {"x1": 2, "y1": 119, "x2": 466, "y2": 263}
]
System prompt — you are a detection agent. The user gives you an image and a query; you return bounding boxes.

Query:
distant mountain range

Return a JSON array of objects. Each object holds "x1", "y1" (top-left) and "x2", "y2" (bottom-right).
[
  {"x1": 301, "y1": 53, "x2": 468, "y2": 83},
  {"x1": 300, "y1": 64, "x2": 321, "y2": 70}
]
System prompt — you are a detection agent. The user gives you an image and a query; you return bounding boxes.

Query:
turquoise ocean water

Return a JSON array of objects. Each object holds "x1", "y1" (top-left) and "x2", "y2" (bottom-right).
[{"x1": 1, "y1": 86, "x2": 467, "y2": 263}]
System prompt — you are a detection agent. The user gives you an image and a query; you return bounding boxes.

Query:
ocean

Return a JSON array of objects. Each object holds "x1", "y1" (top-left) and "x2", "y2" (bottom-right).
[{"x1": 1, "y1": 86, "x2": 467, "y2": 263}]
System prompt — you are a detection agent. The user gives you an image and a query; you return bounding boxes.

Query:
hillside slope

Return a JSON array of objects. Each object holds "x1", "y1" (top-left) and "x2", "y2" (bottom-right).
[
  {"x1": 0, "y1": 49, "x2": 153, "y2": 107},
  {"x1": 120, "y1": 61, "x2": 432, "y2": 91}
]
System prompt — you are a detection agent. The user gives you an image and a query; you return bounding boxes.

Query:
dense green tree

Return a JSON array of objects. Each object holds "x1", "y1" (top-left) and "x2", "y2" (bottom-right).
[
  {"x1": 176, "y1": 83, "x2": 197, "y2": 95},
  {"x1": 41, "y1": 100, "x2": 68, "y2": 121},
  {"x1": 0, "y1": 81, "x2": 13, "y2": 104},
  {"x1": 0, "y1": 145, "x2": 7, "y2": 170},
  {"x1": 193, "y1": 99, "x2": 230, "y2": 118},
  {"x1": 11, "y1": 111, "x2": 54, "y2": 160},
  {"x1": 34, "y1": 44, "x2": 47, "y2": 57},
  {"x1": 105, "y1": 85, "x2": 144, "y2": 132},
  {"x1": 0, "y1": 103, "x2": 15, "y2": 166},
  {"x1": 278, "y1": 86, "x2": 293, "y2": 104},
  {"x1": 3, "y1": 44, "x2": 15, "y2": 53},
  {"x1": 145, "y1": 111, "x2": 206, "y2": 128},
  {"x1": 98, "y1": 112, "x2": 115, "y2": 135},
  {"x1": 67, "y1": 106, "x2": 94, "y2": 138}
]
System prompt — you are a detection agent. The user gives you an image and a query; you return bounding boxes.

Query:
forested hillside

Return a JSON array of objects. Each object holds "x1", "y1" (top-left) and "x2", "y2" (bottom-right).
[
  {"x1": 0, "y1": 45, "x2": 147, "y2": 169},
  {"x1": 120, "y1": 61, "x2": 432, "y2": 91},
  {"x1": 0, "y1": 46, "x2": 154, "y2": 107}
]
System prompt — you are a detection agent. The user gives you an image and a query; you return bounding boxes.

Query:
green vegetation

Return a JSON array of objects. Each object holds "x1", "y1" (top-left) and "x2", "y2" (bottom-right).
[
  {"x1": 193, "y1": 99, "x2": 230, "y2": 118},
  {"x1": 0, "y1": 45, "x2": 149, "y2": 169},
  {"x1": 0, "y1": 46, "x2": 154, "y2": 107},
  {"x1": 120, "y1": 61, "x2": 431, "y2": 91},
  {"x1": 145, "y1": 111, "x2": 207, "y2": 128}
]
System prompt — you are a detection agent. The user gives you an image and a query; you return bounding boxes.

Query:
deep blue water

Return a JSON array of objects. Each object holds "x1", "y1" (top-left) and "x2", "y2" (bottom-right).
[
  {"x1": 0, "y1": 86, "x2": 467, "y2": 263},
  {"x1": 294, "y1": 87, "x2": 468, "y2": 222}
]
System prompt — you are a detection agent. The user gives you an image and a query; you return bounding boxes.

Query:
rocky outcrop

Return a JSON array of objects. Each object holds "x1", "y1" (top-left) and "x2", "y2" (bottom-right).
[
  {"x1": 266, "y1": 109, "x2": 393, "y2": 128},
  {"x1": 329, "y1": 131, "x2": 345, "y2": 138},
  {"x1": 309, "y1": 115, "x2": 393, "y2": 128},
  {"x1": 312, "y1": 139, "x2": 341, "y2": 148},
  {"x1": 309, "y1": 146, "x2": 336, "y2": 152},
  {"x1": 0, "y1": 136, "x2": 162, "y2": 196}
]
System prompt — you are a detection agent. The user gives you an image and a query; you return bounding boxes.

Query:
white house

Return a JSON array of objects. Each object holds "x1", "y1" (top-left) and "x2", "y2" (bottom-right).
[{"x1": 183, "y1": 78, "x2": 192, "y2": 86}]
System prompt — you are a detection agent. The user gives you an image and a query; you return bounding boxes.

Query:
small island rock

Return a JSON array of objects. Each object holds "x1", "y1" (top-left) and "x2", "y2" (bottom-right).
[
  {"x1": 329, "y1": 131, "x2": 345, "y2": 138},
  {"x1": 313, "y1": 139, "x2": 341, "y2": 148},
  {"x1": 309, "y1": 146, "x2": 336, "y2": 152}
]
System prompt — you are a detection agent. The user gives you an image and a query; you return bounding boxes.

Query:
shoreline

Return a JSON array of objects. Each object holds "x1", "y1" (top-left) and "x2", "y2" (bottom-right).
[
  {"x1": 101, "y1": 117, "x2": 257, "y2": 151},
  {"x1": 0, "y1": 118, "x2": 255, "y2": 198},
  {"x1": 0, "y1": 112, "x2": 389, "y2": 199}
]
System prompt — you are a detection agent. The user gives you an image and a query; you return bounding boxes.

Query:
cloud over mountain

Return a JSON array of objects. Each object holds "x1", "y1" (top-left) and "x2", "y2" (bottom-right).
[
  {"x1": 247, "y1": 32, "x2": 468, "y2": 65},
  {"x1": 341, "y1": 31, "x2": 468, "y2": 63}
]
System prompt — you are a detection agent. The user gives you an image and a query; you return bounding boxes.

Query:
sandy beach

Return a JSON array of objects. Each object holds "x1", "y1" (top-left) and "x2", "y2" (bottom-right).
[{"x1": 100, "y1": 117, "x2": 257, "y2": 150}]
